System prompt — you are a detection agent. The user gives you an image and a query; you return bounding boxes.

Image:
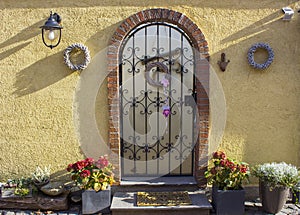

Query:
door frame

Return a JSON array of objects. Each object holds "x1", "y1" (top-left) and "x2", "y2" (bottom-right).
[{"x1": 107, "y1": 8, "x2": 210, "y2": 187}]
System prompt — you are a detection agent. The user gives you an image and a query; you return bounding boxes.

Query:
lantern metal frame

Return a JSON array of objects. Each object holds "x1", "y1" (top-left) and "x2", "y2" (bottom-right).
[{"x1": 40, "y1": 11, "x2": 63, "y2": 49}]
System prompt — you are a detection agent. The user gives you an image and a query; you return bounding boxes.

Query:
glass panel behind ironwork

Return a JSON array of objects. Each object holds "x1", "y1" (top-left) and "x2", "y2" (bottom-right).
[{"x1": 120, "y1": 23, "x2": 196, "y2": 178}]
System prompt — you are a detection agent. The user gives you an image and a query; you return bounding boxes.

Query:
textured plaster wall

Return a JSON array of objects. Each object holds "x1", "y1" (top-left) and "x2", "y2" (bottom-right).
[{"x1": 0, "y1": 0, "x2": 299, "y2": 181}]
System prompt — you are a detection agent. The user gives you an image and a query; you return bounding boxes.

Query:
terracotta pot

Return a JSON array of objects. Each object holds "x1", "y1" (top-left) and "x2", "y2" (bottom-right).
[
  {"x1": 260, "y1": 181, "x2": 289, "y2": 214},
  {"x1": 212, "y1": 185, "x2": 245, "y2": 215}
]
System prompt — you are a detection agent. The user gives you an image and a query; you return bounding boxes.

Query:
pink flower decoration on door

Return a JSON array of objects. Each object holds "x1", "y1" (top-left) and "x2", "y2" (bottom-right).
[
  {"x1": 160, "y1": 76, "x2": 169, "y2": 88},
  {"x1": 162, "y1": 105, "x2": 171, "y2": 117}
]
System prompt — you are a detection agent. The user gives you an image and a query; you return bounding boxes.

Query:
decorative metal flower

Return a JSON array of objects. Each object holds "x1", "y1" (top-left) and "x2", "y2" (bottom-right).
[
  {"x1": 160, "y1": 76, "x2": 170, "y2": 88},
  {"x1": 162, "y1": 105, "x2": 171, "y2": 117}
]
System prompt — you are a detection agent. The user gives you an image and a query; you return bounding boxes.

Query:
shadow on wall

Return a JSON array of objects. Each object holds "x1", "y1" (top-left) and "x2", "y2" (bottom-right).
[
  {"x1": 0, "y1": 42, "x2": 31, "y2": 61},
  {"x1": 13, "y1": 52, "x2": 72, "y2": 97},
  {"x1": 0, "y1": 0, "x2": 298, "y2": 9},
  {"x1": 0, "y1": 20, "x2": 42, "y2": 49},
  {"x1": 0, "y1": 20, "x2": 43, "y2": 62},
  {"x1": 221, "y1": 10, "x2": 282, "y2": 44}
]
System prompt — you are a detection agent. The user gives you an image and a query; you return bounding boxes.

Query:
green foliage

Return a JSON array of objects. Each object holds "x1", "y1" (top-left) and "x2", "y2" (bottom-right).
[
  {"x1": 14, "y1": 187, "x2": 30, "y2": 196},
  {"x1": 7, "y1": 177, "x2": 31, "y2": 197}
]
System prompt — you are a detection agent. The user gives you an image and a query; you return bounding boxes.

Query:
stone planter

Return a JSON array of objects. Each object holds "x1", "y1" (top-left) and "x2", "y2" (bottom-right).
[
  {"x1": 82, "y1": 185, "x2": 111, "y2": 214},
  {"x1": 33, "y1": 179, "x2": 50, "y2": 190},
  {"x1": 212, "y1": 186, "x2": 245, "y2": 215},
  {"x1": 260, "y1": 181, "x2": 289, "y2": 214}
]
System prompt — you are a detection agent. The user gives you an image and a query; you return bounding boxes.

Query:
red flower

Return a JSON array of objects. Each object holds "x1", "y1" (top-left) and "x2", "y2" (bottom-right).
[
  {"x1": 67, "y1": 163, "x2": 73, "y2": 172},
  {"x1": 240, "y1": 165, "x2": 248, "y2": 173},
  {"x1": 80, "y1": 169, "x2": 91, "y2": 178},
  {"x1": 85, "y1": 158, "x2": 94, "y2": 165},
  {"x1": 220, "y1": 159, "x2": 226, "y2": 166},
  {"x1": 75, "y1": 161, "x2": 86, "y2": 171},
  {"x1": 226, "y1": 160, "x2": 236, "y2": 170},
  {"x1": 213, "y1": 151, "x2": 226, "y2": 159}
]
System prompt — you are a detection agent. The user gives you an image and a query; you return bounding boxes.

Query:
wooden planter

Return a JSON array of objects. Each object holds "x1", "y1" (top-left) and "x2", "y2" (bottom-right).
[
  {"x1": 82, "y1": 185, "x2": 111, "y2": 214},
  {"x1": 260, "y1": 181, "x2": 289, "y2": 214},
  {"x1": 212, "y1": 186, "x2": 245, "y2": 215}
]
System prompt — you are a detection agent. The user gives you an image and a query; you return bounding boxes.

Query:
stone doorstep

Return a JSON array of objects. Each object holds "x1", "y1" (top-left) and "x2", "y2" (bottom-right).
[{"x1": 110, "y1": 192, "x2": 212, "y2": 215}]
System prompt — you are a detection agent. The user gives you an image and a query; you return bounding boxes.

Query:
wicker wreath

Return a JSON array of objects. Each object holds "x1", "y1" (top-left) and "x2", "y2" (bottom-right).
[
  {"x1": 247, "y1": 43, "x2": 274, "y2": 70},
  {"x1": 64, "y1": 43, "x2": 91, "y2": 71},
  {"x1": 145, "y1": 62, "x2": 170, "y2": 87}
]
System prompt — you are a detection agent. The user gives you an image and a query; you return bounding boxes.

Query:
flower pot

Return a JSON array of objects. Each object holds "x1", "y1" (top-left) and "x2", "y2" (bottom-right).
[
  {"x1": 260, "y1": 181, "x2": 289, "y2": 214},
  {"x1": 82, "y1": 185, "x2": 111, "y2": 214},
  {"x1": 33, "y1": 179, "x2": 50, "y2": 189},
  {"x1": 212, "y1": 186, "x2": 245, "y2": 215}
]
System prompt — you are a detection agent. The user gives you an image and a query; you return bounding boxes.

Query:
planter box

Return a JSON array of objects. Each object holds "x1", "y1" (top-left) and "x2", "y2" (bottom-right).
[
  {"x1": 1, "y1": 187, "x2": 32, "y2": 198},
  {"x1": 82, "y1": 185, "x2": 111, "y2": 214},
  {"x1": 260, "y1": 181, "x2": 289, "y2": 214},
  {"x1": 212, "y1": 186, "x2": 245, "y2": 215}
]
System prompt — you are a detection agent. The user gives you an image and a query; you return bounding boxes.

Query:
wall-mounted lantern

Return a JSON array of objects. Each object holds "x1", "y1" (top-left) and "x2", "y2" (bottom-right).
[{"x1": 40, "y1": 11, "x2": 63, "y2": 49}]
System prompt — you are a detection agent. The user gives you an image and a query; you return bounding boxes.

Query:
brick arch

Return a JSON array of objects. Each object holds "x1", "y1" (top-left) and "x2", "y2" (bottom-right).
[{"x1": 107, "y1": 8, "x2": 210, "y2": 187}]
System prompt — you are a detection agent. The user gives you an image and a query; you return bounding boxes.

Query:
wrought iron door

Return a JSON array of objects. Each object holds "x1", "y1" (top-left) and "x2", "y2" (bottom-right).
[{"x1": 119, "y1": 23, "x2": 196, "y2": 178}]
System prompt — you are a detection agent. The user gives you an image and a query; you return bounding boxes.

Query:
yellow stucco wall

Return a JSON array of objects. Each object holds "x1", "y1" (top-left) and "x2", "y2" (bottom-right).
[{"x1": 0, "y1": 0, "x2": 299, "y2": 181}]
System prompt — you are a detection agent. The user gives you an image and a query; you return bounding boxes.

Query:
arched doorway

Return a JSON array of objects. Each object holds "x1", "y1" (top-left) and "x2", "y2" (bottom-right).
[{"x1": 107, "y1": 8, "x2": 210, "y2": 186}]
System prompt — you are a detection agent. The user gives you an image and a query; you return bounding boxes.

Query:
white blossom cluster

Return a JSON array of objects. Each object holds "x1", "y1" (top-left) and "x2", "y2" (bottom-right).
[{"x1": 253, "y1": 162, "x2": 299, "y2": 188}]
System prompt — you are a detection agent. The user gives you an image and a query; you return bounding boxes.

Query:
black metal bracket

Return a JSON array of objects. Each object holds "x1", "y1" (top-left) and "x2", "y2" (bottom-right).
[{"x1": 217, "y1": 53, "x2": 230, "y2": 72}]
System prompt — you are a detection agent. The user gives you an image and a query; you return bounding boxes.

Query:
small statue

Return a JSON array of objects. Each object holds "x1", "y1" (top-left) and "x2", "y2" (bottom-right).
[{"x1": 218, "y1": 53, "x2": 230, "y2": 72}]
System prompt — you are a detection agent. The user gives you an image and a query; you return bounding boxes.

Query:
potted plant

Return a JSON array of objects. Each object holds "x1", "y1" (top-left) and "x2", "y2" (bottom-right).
[
  {"x1": 31, "y1": 165, "x2": 51, "y2": 189},
  {"x1": 1, "y1": 177, "x2": 32, "y2": 198},
  {"x1": 205, "y1": 151, "x2": 250, "y2": 215},
  {"x1": 67, "y1": 155, "x2": 114, "y2": 214},
  {"x1": 253, "y1": 162, "x2": 300, "y2": 214}
]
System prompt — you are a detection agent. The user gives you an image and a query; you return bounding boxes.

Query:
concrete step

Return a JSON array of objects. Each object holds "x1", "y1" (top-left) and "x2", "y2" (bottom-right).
[
  {"x1": 110, "y1": 191, "x2": 212, "y2": 215},
  {"x1": 111, "y1": 176, "x2": 200, "y2": 194}
]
